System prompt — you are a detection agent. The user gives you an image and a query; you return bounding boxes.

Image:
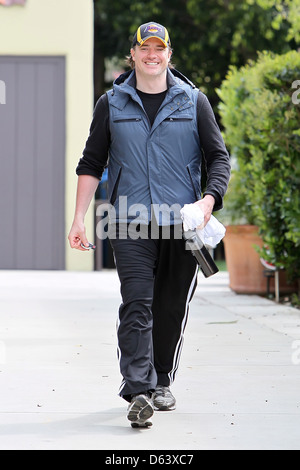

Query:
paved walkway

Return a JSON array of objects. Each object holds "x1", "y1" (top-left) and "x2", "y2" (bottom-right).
[{"x1": 0, "y1": 269, "x2": 299, "y2": 450}]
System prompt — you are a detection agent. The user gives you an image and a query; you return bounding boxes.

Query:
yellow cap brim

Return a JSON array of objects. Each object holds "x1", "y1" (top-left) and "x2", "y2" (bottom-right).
[{"x1": 139, "y1": 36, "x2": 168, "y2": 47}]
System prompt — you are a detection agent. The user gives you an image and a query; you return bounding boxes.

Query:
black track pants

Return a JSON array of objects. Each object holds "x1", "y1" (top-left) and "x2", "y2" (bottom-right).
[{"x1": 110, "y1": 228, "x2": 198, "y2": 402}]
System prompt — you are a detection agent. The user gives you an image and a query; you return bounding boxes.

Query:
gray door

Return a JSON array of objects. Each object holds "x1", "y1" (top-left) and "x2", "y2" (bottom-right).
[{"x1": 0, "y1": 56, "x2": 65, "y2": 269}]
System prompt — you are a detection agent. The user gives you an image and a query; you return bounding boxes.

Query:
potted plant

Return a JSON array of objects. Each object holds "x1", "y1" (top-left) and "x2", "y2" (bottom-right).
[
  {"x1": 217, "y1": 174, "x2": 266, "y2": 294},
  {"x1": 217, "y1": 169, "x2": 269, "y2": 295},
  {"x1": 217, "y1": 50, "x2": 300, "y2": 296}
]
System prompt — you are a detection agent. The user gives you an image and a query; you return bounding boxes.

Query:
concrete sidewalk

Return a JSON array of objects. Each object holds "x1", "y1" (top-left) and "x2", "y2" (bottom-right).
[{"x1": 0, "y1": 269, "x2": 299, "y2": 450}]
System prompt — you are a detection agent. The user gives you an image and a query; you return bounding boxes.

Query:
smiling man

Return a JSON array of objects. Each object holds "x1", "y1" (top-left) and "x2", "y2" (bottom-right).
[
  {"x1": 68, "y1": 22, "x2": 230, "y2": 428},
  {"x1": 131, "y1": 31, "x2": 171, "y2": 88}
]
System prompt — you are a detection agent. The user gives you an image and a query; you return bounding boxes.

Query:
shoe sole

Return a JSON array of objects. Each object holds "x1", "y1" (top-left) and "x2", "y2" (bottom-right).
[
  {"x1": 127, "y1": 395, "x2": 154, "y2": 424},
  {"x1": 131, "y1": 420, "x2": 153, "y2": 428},
  {"x1": 153, "y1": 403, "x2": 176, "y2": 411}
]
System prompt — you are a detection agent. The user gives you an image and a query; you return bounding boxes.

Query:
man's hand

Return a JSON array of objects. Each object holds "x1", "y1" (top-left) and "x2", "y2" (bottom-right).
[
  {"x1": 194, "y1": 195, "x2": 215, "y2": 227},
  {"x1": 68, "y1": 175, "x2": 99, "y2": 251},
  {"x1": 68, "y1": 218, "x2": 90, "y2": 251}
]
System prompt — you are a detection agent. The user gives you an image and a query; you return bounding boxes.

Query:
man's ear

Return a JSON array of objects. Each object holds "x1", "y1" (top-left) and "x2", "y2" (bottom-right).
[{"x1": 130, "y1": 48, "x2": 135, "y2": 61}]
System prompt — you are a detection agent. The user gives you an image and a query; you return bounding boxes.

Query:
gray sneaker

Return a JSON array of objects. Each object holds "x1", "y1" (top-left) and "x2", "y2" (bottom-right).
[
  {"x1": 127, "y1": 394, "x2": 154, "y2": 428},
  {"x1": 152, "y1": 385, "x2": 176, "y2": 411}
]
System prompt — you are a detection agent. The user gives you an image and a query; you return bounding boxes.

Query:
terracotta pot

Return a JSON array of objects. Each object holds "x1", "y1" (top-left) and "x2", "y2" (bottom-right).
[{"x1": 223, "y1": 225, "x2": 296, "y2": 295}]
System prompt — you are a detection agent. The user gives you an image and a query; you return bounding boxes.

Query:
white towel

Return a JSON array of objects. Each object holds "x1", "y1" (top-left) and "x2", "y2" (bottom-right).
[{"x1": 180, "y1": 203, "x2": 226, "y2": 248}]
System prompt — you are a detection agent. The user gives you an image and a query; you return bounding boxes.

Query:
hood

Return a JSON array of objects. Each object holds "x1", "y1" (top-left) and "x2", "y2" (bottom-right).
[{"x1": 114, "y1": 68, "x2": 196, "y2": 89}]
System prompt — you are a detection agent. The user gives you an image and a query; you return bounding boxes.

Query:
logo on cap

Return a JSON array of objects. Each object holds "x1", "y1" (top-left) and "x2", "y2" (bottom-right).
[{"x1": 144, "y1": 24, "x2": 163, "y2": 34}]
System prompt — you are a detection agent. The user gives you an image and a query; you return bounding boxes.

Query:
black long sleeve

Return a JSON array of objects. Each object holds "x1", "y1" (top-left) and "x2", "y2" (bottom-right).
[
  {"x1": 197, "y1": 92, "x2": 231, "y2": 211},
  {"x1": 76, "y1": 93, "x2": 110, "y2": 180}
]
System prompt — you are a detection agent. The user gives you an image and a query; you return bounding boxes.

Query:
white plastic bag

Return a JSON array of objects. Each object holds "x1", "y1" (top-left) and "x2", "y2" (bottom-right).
[{"x1": 180, "y1": 203, "x2": 226, "y2": 248}]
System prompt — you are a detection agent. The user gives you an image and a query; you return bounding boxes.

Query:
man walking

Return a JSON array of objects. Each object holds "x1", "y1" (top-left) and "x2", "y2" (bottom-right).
[{"x1": 68, "y1": 22, "x2": 230, "y2": 427}]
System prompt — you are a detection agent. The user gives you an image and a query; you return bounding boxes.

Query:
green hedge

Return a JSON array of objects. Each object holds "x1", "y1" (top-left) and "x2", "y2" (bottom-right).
[{"x1": 217, "y1": 50, "x2": 300, "y2": 282}]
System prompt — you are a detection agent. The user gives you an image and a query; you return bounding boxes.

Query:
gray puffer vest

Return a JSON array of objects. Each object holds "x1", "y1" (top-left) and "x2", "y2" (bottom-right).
[{"x1": 106, "y1": 68, "x2": 202, "y2": 225}]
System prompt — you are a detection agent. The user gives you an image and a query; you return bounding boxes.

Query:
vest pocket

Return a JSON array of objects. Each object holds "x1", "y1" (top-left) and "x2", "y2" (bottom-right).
[
  {"x1": 186, "y1": 162, "x2": 201, "y2": 201},
  {"x1": 113, "y1": 114, "x2": 142, "y2": 123},
  {"x1": 164, "y1": 116, "x2": 193, "y2": 122},
  {"x1": 108, "y1": 163, "x2": 122, "y2": 204}
]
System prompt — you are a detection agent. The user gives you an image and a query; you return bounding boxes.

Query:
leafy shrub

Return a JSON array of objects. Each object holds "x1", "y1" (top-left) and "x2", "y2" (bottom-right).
[{"x1": 217, "y1": 50, "x2": 300, "y2": 282}]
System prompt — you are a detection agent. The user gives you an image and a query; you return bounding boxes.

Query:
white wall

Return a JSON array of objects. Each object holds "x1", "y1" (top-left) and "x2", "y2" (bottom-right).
[{"x1": 0, "y1": 0, "x2": 95, "y2": 270}]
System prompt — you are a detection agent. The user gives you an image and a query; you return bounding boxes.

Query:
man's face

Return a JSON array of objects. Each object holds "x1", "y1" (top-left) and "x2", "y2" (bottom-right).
[{"x1": 131, "y1": 38, "x2": 172, "y2": 79}]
